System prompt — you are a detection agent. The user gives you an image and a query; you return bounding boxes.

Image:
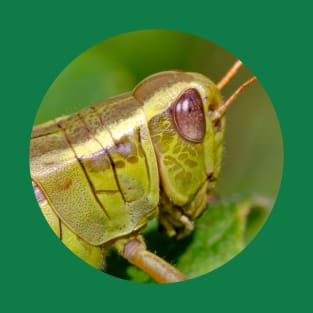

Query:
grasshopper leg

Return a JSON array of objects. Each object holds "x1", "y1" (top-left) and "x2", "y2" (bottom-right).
[{"x1": 114, "y1": 235, "x2": 187, "y2": 283}]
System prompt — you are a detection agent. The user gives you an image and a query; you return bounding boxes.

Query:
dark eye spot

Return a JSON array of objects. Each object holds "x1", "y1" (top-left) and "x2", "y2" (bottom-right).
[
  {"x1": 214, "y1": 118, "x2": 222, "y2": 131},
  {"x1": 172, "y1": 88, "x2": 205, "y2": 143}
]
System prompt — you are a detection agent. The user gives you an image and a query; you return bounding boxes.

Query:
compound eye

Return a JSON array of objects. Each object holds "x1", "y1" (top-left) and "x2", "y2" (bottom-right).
[{"x1": 172, "y1": 88, "x2": 206, "y2": 143}]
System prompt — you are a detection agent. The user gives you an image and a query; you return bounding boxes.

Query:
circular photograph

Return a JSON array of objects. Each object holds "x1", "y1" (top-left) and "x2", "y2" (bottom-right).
[{"x1": 30, "y1": 30, "x2": 283, "y2": 283}]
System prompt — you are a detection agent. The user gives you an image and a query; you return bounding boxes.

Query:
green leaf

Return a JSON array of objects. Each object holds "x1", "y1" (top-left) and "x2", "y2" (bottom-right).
[{"x1": 105, "y1": 195, "x2": 272, "y2": 283}]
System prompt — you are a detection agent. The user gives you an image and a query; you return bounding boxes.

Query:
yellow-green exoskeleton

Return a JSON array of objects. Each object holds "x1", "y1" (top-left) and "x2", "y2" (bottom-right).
[{"x1": 30, "y1": 61, "x2": 256, "y2": 283}]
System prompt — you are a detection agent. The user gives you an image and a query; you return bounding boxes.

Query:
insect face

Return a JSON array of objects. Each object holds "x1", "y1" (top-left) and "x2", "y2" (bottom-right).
[{"x1": 133, "y1": 71, "x2": 225, "y2": 237}]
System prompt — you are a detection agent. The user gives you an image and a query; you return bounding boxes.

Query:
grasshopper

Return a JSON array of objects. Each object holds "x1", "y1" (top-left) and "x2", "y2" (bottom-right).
[{"x1": 30, "y1": 60, "x2": 256, "y2": 283}]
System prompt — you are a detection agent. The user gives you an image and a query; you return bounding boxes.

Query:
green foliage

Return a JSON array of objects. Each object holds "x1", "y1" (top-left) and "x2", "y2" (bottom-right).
[{"x1": 105, "y1": 195, "x2": 271, "y2": 283}]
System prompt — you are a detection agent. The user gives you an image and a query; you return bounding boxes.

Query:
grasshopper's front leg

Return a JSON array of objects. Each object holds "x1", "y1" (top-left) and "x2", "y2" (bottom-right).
[{"x1": 113, "y1": 235, "x2": 187, "y2": 283}]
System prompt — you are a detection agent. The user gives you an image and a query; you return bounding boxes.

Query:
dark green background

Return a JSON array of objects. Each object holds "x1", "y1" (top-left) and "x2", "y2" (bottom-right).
[{"x1": 1, "y1": 1, "x2": 311, "y2": 312}]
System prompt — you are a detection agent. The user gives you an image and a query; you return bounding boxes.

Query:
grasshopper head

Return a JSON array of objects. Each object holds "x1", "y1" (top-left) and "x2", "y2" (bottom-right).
[{"x1": 133, "y1": 71, "x2": 225, "y2": 224}]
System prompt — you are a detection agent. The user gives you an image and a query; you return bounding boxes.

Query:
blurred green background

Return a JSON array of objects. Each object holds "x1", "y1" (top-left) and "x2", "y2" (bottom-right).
[{"x1": 35, "y1": 29, "x2": 283, "y2": 205}]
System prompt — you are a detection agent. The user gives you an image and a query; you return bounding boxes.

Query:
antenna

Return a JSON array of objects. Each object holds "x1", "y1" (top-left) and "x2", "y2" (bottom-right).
[
  {"x1": 217, "y1": 60, "x2": 243, "y2": 90},
  {"x1": 212, "y1": 60, "x2": 257, "y2": 121}
]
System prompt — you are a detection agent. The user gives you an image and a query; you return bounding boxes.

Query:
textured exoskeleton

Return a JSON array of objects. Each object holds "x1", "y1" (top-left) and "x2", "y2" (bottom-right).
[{"x1": 30, "y1": 70, "x2": 230, "y2": 282}]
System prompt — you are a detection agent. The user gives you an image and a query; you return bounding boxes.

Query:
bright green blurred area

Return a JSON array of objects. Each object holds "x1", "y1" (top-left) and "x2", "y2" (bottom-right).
[{"x1": 35, "y1": 29, "x2": 283, "y2": 201}]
